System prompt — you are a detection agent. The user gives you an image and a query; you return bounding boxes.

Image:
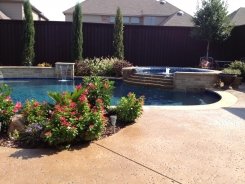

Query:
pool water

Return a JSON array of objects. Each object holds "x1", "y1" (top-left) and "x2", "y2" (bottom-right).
[{"x1": 0, "y1": 79, "x2": 221, "y2": 106}]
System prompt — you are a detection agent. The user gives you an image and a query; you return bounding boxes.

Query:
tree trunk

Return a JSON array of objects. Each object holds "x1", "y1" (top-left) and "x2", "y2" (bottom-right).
[{"x1": 206, "y1": 41, "x2": 210, "y2": 59}]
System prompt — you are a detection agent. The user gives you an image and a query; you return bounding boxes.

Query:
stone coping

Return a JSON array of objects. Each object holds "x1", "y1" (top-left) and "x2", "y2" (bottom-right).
[
  {"x1": 123, "y1": 66, "x2": 221, "y2": 74},
  {"x1": 0, "y1": 66, "x2": 53, "y2": 69},
  {"x1": 142, "y1": 89, "x2": 237, "y2": 110},
  {"x1": 55, "y1": 62, "x2": 75, "y2": 65}
]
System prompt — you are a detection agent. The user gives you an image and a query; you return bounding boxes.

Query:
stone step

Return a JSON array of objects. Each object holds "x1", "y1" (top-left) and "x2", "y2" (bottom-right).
[
  {"x1": 127, "y1": 77, "x2": 173, "y2": 85},
  {"x1": 124, "y1": 79, "x2": 174, "y2": 89},
  {"x1": 133, "y1": 73, "x2": 174, "y2": 80},
  {"x1": 130, "y1": 75, "x2": 173, "y2": 83}
]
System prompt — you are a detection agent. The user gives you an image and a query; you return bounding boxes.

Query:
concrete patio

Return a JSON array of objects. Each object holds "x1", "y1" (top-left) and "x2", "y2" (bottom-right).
[{"x1": 0, "y1": 85, "x2": 244, "y2": 184}]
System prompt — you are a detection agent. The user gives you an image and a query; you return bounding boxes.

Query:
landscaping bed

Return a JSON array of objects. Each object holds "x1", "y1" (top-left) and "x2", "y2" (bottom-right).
[{"x1": 0, "y1": 76, "x2": 144, "y2": 149}]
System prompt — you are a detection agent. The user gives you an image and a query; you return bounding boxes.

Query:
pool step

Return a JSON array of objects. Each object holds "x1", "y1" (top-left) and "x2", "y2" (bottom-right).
[
  {"x1": 124, "y1": 73, "x2": 174, "y2": 89},
  {"x1": 133, "y1": 73, "x2": 174, "y2": 80}
]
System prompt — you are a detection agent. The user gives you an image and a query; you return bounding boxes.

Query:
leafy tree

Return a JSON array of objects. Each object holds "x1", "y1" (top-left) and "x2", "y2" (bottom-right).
[
  {"x1": 22, "y1": 0, "x2": 35, "y2": 66},
  {"x1": 72, "y1": 3, "x2": 83, "y2": 61},
  {"x1": 113, "y1": 7, "x2": 124, "y2": 59},
  {"x1": 192, "y1": 0, "x2": 233, "y2": 58}
]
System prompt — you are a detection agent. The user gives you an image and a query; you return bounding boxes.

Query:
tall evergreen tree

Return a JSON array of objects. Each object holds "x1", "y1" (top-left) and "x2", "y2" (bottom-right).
[
  {"x1": 22, "y1": 0, "x2": 35, "y2": 66},
  {"x1": 72, "y1": 3, "x2": 83, "y2": 61},
  {"x1": 113, "y1": 7, "x2": 124, "y2": 59},
  {"x1": 192, "y1": 0, "x2": 233, "y2": 58}
]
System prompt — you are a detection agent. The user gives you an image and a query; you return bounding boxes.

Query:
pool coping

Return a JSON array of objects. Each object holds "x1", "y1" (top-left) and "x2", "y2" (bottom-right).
[{"x1": 142, "y1": 89, "x2": 237, "y2": 110}]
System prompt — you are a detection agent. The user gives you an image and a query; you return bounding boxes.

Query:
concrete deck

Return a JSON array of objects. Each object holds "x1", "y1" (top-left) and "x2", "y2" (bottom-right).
[{"x1": 1, "y1": 85, "x2": 245, "y2": 184}]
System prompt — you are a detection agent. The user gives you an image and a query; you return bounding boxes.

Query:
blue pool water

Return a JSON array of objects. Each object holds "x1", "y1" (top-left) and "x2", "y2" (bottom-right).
[
  {"x1": 136, "y1": 67, "x2": 210, "y2": 75},
  {"x1": 0, "y1": 79, "x2": 220, "y2": 106}
]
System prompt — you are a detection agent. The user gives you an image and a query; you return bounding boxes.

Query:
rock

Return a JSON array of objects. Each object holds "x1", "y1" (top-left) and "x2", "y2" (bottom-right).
[{"x1": 8, "y1": 114, "x2": 25, "y2": 135}]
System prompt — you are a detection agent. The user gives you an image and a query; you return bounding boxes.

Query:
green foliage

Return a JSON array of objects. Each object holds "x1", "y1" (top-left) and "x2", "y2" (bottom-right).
[
  {"x1": 112, "y1": 59, "x2": 132, "y2": 77},
  {"x1": 113, "y1": 8, "x2": 124, "y2": 59},
  {"x1": 192, "y1": 0, "x2": 233, "y2": 58},
  {"x1": 72, "y1": 3, "x2": 83, "y2": 61},
  {"x1": 22, "y1": 100, "x2": 50, "y2": 125},
  {"x1": 228, "y1": 61, "x2": 245, "y2": 79},
  {"x1": 83, "y1": 76, "x2": 114, "y2": 109},
  {"x1": 0, "y1": 84, "x2": 14, "y2": 133},
  {"x1": 222, "y1": 68, "x2": 241, "y2": 75},
  {"x1": 75, "y1": 57, "x2": 132, "y2": 76},
  {"x1": 44, "y1": 80, "x2": 108, "y2": 146},
  {"x1": 116, "y1": 93, "x2": 144, "y2": 124},
  {"x1": 0, "y1": 84, "x2": 22, "y2": 133},
  {"x1": 22, "y1": 0, "x2": 35, "y2": 66}
]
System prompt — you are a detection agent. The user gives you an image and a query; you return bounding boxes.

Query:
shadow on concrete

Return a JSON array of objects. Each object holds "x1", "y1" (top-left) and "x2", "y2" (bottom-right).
[
  {"x1": 223, "y1": 107, "x2": 245, "y2": 120},
  {"x1": 9, "y1": 148, "x2": 58, "y2": 160},
  {"x1": 9, "y1": 142, "x2": 91, "y2": 160}
]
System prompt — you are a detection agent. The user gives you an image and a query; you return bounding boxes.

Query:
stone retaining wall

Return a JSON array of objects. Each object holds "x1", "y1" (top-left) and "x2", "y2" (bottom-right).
[
  {"x1": 0, "y1": 67, "x2": 55, "y2": 78},
  {"x1": 174, "y1": 72, "x2": 220, "y2": 90}
]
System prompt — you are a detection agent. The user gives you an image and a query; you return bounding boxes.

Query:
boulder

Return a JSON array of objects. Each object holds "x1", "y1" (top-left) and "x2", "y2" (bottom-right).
[{"x1": 8, "y1": 114, "x2": 25, "y2": 135}]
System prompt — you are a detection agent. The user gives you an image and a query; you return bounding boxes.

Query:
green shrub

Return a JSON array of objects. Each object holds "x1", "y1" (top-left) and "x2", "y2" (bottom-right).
[
  {"x1": 83, "y1": 76, "x2": 114, "y2": 109},
  {"x1": 72, "y1": 3, "x2": 83, "y2": 61},
  {"x1": 112, "y1": 59, "x2": 132, "y2": 77},
  {"x1": 22, "y1": 0, "x2": 35, "y2": 66},
  {"x1": 0, "y1": 84, "x2": 22, "y2": 133},
  {"x1": 116, "y1": 93, "x2": 144, "y2": 124},
  {"x1": 113, "y1": 7, "x2": 124, "y2": 59},
  {"x1": 228, "y1": 61, "x2": 245, "y2": 79},
  {"x1": 22, "y1": 100, "x2": 50, "y2": 126},
  {"x1": 222, "y1": 68, "x2": 241, "y2": 75},
  {"x1": 75, "y1": 57, "x2": 132, "y2": 77},
  {"x1": 44, "y1": 76, "x2": 111, "y2": 146}
]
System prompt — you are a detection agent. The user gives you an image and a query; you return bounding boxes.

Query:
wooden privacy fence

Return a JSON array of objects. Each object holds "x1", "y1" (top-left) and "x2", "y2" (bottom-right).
[{"x1": 0, "y1": 20, "x2": 244, "y2": 66}]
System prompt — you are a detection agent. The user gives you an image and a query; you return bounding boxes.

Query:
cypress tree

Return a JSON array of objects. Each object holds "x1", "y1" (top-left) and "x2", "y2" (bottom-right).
[
  {"x1": 22, "y1": 0, "x2": 35, "y2": 66},
  {"x1": 192, "y1": 0, "x2": 233, "y2": 59},
  {"x1": 113, "y1": 7, "x2": 124, "y2": 59},
  {"x1": 72, "y1": 3, "x2": 83, "y2": 61}
]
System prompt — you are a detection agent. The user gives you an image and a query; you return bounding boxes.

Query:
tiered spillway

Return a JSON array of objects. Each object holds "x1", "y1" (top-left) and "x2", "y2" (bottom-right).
[{"x1": 124, "y1": 73, "x2": 174, "y2": 89}]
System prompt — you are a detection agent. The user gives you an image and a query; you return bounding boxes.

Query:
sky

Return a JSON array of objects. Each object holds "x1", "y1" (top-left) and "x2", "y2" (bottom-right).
[{"x1": 30, "y1": 0, "x2": 245, "y2": 21}]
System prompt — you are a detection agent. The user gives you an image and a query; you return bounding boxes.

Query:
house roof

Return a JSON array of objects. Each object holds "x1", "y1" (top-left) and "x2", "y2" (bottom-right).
[
  {"x1": 31, "y1": 4, "x2": 49, "y2": 21},
  {"x1": 0, "y1": 0, "x2": 48, "y2": 20},
  {"x1": 64, "y1": 0, "x2": 191, "y2": 17},
  {"x1": 0, "y1": 10, "x2": 10, "y2": 19},
  {"x1": 161, "y1": 11, "x2": 194, "y2": 27},
  {"x1": 229, "y1": 7, "x2": 245, "y2": 26}
]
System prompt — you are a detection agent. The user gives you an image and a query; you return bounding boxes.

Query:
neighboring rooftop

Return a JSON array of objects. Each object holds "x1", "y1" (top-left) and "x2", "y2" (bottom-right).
[
  {"x1": 64, "y1": 0, "x2": 181, "y2": 16},
  {"x1": 63, "y1": 0, "x2": 193, "y2": 26},
  {"x1": 229, "y1": 7, "x2": 245, "y2": 26},
  {"x1": 0, "y1": 0, "x2": 48, "y2": 21},
  {"x1": 0, "y1": 10, "x2": 10, "y2": 19}
]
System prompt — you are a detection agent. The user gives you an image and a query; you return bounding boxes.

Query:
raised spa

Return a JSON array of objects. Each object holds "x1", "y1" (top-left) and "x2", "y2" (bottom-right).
[{"x1": 122, "y1": 67, "x2": 221, "y2": 90}]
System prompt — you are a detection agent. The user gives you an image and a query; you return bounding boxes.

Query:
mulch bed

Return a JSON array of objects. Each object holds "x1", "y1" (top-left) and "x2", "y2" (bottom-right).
[{"x1": 0, "y1": 124, "x2": 122, "y2": 149}]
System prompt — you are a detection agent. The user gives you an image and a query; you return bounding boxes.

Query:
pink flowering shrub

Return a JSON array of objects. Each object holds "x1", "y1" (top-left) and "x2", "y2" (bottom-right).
[
  {"x1": 44, "y1": 77, "x2": 111, "y2": 146},
  {"x1": 0, "y1": 84, "x2": 22, "y2": 133},
  {"x1": 22, "y1": 99, "x2": 50, "y2": 125}
]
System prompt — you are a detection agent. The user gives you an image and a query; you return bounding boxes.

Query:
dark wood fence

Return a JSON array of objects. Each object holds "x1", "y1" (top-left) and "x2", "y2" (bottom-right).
[{"x1": 0, "y1": 20, "x2": 244, "y2": 66}]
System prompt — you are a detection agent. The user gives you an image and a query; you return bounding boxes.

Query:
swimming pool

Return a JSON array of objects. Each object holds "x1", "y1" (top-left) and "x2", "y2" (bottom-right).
[{"x1": 0, "y1": 79, "x2": 221, "y2": 106}]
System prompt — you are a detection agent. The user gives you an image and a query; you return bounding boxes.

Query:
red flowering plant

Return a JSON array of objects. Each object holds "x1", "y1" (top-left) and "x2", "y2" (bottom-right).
[
  {"x1": 22, "y1": 99, "x2": 50, "y2": 126},
  {"x1": 17, "y1": 100, "x2": 51, "y2": 146},
  {"x1": 44, "y1": 77, "x2": 111, "y2": 146},
  {"x1": 83, "y1": 76, "x2": 114, "y2": 109},
  {"x1": 0, "y1": 84, "x2": 22, "y2": 133}
]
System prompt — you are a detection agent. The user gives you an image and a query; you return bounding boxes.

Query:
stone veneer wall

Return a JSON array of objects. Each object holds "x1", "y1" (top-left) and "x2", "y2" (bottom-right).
[
  {"x1": 122, "y1": 67, "x2": 221, "y2": 90},
  {"x1": 174, "y1": 72, "x2": 221, "y2": 90},
  {"x1": 0, "y1": 67, "x2": 55, "y2": 78}
]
